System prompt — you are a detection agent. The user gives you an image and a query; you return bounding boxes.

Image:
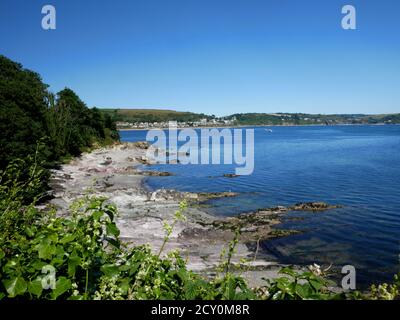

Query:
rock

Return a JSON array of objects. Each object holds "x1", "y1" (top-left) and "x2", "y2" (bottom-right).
[
  {"x1": 149, "y1": 192, "x2": 157, "y2": 201},
  {"x1": 133, "y1": 141, "x2": 150, "y2": 149},
  {"x1": 136, "y1": 156, "x2": 150, "y2": 165},
  {"x1": 140, "y1": 171, "x2": 172, "y2": 177},
  {"x1": 240, "y1": 226, "x2": 258, "y2": 232},
  {"x1": 211, "y1": 201, "x2": 340, "y2": 242},
  {"x1": 223, "y1": 173, "x2": 240, "y2": 178},
  {"x1": 100, "y1": 157, "x2": 112, "y2": 165},
  {"x1": 289, "y1": 202, "x2": 341, "y2": 211},
  {"x1": 196, "y1": 192, "x2": 238, "y2": 202}
]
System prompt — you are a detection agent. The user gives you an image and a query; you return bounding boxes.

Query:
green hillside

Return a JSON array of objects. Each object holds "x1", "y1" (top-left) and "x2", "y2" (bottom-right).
[
  {"x1": 101, "y1": 108, "x2": 212, "y2": 123},
  {"x1": 100, "y1": 108, "x2": 400, "y2": 127}
]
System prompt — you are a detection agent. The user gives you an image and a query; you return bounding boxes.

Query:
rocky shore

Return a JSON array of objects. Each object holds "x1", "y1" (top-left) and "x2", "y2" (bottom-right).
[{"x1": 46, "y1": 142, "x2": 340, "y2": 287}]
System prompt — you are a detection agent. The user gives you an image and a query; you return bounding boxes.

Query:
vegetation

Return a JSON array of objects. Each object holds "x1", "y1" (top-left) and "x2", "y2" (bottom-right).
[
  {"x1": 227, "y1": 113, "x2": 400, "y2": 126},
  {"x1": 0, "y1": 157, "x2": 399, "y2": 300},
  {"x1": 0, "y1": 55, "x2": 119, "y2": 199},
  {"x1": 101, "y1": 108, "x2": 213, "y2": 125}
]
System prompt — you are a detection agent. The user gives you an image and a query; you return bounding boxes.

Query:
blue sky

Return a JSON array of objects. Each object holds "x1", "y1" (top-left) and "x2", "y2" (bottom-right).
[{"x1": 0, "y1": 0, "x2": 399, "y2": 116}]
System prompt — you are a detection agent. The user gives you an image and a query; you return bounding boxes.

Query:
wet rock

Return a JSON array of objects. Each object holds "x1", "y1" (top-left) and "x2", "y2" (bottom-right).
[
  {"x1": 289, "y1": 202, "x2": 341, "y2": 211},
  {"x1": 211, "y1": 202, "x2": 340, "y2": 242},
  {"x1": 196, "y1": 192, "x2": 238, "y2": 202},
  {"x1": 223, "y1": 173, "x2": 240, "y2": 178}
]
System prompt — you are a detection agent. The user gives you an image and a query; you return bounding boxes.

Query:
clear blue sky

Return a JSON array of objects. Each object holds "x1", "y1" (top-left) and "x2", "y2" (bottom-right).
[{"x1": 1, "y1": 0, "x2": 399, "y2": 116}]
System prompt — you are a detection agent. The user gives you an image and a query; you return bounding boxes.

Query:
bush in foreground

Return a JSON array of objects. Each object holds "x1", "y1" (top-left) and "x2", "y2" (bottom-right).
[{"x1": 1, "y1": 158, "x2": 399, "y2": 300}]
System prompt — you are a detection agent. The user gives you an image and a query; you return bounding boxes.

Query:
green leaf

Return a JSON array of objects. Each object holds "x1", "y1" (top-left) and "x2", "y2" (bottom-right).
[
  {"x1": 101, "y1": 264, "x2": 120, "y2": 278},
  {"x1": 68, "y1": 255, "x2": 81, "y2": 277},
  {"x1": 3, "y1": 277, "x2": 28, "y2": 297},
  {"x1": 279, "y1": 267, "x2": 297, "y2": 277},
  {"x1": 118, "y1": 278, "x2": 130, "y2": 295},
  {"x1": 28, "y1": 279, "x2": 43, "y2": 297},
  {"x1": 184, "y1": 281, "x2": 197, "y2": 300},
  {"x1": 36, "y1": 241, "x2": 56, "y2": 260},
  {"x1": 60, "y1": 234, "x2": 75, "y2": 244},
  {"x1": 93, "y1": 210, "x2": 103, "y2": 221},
  {"x1": 106, "y1": 222, "x2": 120, "y2": 237},
  {"x1": 25, "y1": 227, "x2": 35, "y2": 237},
  {"x1": 310, "y1": 279, "x2": 323, "y2": 291},
  {"x1": 31, "y1": 260, "x2": 47, "y2": 271},
  {"x1": 295, "y1": 284, "x2": 310, "y2": 299},
  {"x1": 51, "y1": 277, "x2": 71, "y2": 299}
]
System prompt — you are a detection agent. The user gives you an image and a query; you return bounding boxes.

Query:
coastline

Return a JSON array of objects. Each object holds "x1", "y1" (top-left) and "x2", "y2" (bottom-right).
[
  {"x1": 117, "y1": 123, "x2": 398, "y2": 131},
  {"x1": 45, "y1": 141, "x2": 340, "y2": 287}
]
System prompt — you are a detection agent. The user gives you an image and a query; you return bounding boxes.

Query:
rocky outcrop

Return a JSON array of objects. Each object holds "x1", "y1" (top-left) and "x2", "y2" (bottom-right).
[
  {"x1": 145, "y1": 189, "x2": 238, "y2": 203},
  {"x1": 211, "y1": 202, "x2": 340, "y2": 242},
  {"x1": 223, "y1": 173, "x2": 240, "y2": 178},
  {"x1": 132, "y1": 141, "x2": 150, "y2": 149},
  {"x1": 289, "y1": 202, "x2": 341, "y2": 211}
]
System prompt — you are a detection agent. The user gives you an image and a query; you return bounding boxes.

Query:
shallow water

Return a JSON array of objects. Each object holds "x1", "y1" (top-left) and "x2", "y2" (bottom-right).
[{"x1": 120, "y1": 125, "x2": 400, "y2": 286}]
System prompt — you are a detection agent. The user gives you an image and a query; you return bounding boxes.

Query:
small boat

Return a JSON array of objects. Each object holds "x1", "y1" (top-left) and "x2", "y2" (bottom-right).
[{"x1": 265, "y1": 129, "x2": 273, "y2": 132}]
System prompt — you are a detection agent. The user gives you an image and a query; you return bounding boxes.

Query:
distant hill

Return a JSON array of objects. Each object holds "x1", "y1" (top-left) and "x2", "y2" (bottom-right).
[
  {"x1": 100, "y1": 108, "x2": 212, "y2": 124},
  {"x1": 226, "y1": 113, "x2": 400, "y2": 125},
  {"x1": 100, "y1": 108, "x2": 400, "y2": 128}
]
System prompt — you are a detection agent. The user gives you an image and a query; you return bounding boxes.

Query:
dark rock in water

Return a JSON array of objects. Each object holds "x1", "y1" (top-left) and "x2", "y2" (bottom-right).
[
  {"x1": 289, "y1": 202, "x2": 341, "y2": 211},
  {"x1": 140, "y1": 171, "x2": 172, "y2": 177},
  {"x1": 119, "y1": 167, "x2": 172, "y2": 176},
  {"x1": 211, "y1": 201, "x2": 340, "y2": 242},
  {"x1": 196, "y1": 191, "x2": 238, "y2": 202},
  {"x1": 223, "y1": 173, "x2": 240, "y2": 178},
  {"x1": 135, "y1": 156, "x2": 150, "y2": 165}
]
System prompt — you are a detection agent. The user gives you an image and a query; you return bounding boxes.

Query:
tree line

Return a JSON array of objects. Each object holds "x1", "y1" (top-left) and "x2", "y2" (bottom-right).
[{"x1": 0, "y1": 55, "x2": 119, "y2": 199}]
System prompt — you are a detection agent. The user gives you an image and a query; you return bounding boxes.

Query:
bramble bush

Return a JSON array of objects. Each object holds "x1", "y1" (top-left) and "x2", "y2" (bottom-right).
[{"x1": 1, "y1": 156, "x2": 399, "y2": 300}]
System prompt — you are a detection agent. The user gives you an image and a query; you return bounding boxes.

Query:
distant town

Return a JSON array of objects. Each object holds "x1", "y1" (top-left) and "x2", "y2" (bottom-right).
[
  {"x1": 99, "y1": 109, "x2": 400, "y2": 130},
  {"x1": 116, "y1": 116, "x2": 237, "y2": 129}
]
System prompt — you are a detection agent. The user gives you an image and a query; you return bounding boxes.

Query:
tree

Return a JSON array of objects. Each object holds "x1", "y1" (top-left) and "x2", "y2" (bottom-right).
[{"x1": 0, "y1": 55, "x2": 50, "y2": 168}]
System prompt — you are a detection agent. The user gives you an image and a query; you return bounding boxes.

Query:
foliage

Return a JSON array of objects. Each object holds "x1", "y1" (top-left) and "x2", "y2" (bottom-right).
[
  {"x1": 0, "y1": 198, "x2": 256, "y2": 299},
  {"x1": 0, "y1": 54, "x2": 119, "y2": 199},
  {"x1": 0, "y1": 158, "x2": 400, "y2": 300},
  {"x1": 0, "y1": 143, "x2": 48, "y2": 237},
  {"x1": 101, "y1": 108, "x2": 214, "y2": 125},
  {"x1": 260, "y1": 266, "x2": 341, "y2": 300},
  {"x1": 0, "y1": 158, "x2": 254, "y2": 300},
  {"x1": 227, "y1": 112, "x2": 400, "y2": 126},
  {"x1": 369, "y1": 274, "x2": 400, "y2": 300},
  {"x1": 0, "y1": 55, "x2": 50, "y2": 169}
]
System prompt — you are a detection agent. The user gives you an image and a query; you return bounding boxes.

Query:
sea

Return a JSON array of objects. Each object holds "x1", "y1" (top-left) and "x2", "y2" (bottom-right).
[{"x1": 120, "y1": 125, "x2": 400, "y2": 286}]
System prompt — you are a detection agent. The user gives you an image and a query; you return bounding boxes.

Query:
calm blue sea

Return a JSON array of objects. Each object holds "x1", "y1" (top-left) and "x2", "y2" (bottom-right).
[{"x1": 120, "y1": 125, "x2": 400, "y2": 286}]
